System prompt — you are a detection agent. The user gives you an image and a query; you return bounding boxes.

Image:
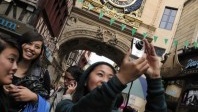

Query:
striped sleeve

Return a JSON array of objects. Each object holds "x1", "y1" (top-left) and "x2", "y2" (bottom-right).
[{"x1": 145, "y1": 78, "x2": 167, "y2": 112}]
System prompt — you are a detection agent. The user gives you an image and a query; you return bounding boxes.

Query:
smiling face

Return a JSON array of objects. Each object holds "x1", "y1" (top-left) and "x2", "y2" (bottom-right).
[
  {"x1": 0, "y1": 46, "x2": 19, "y2": 85},
  {"x1": 22, "y1": 41, "x2": 43, "y2": 61},
  {"x1": 87, "y1": 64, "x2": 114, "y2": 91}
]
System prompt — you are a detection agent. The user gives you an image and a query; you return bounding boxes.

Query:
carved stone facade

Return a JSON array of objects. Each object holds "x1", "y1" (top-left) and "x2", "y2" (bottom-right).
[
  {"x1": 82, "y1": 0, "x2": 144, "y2": 28},
  {"x1": 57, "y1": 0, "x2": 185, "y2": 68},
  {"x1": 58, "y1": 13, "x2": 131, "y2": 66}
]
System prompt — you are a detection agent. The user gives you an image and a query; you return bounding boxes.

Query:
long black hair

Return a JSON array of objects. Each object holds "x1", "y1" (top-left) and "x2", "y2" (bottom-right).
[
  {"x1": 72, "y1": 61, "x2": 116, "y2": 102},
  {"x1": 19, "y1": 30, "x2": 45, "y2": 75},
  {"x1": 66, "y1": 65, "x2": 83, "y2": 82},
  {"x1": 0, "y1": 32, "x2": 21, "y2": 59},
  {"x1": 0, "y1": 32, "x2": 21, "y2": 112}
]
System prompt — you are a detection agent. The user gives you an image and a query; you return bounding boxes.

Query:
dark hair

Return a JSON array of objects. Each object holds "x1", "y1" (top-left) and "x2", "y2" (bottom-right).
[
  {"x1": 66, "y1": 65, "x2": 83, "y2": 82},
  {"x1": 20, "y1": 30, "x2": 45, "y2": 74},
  {"x1": 72, "y1": 61, "x2": 116, "y2": 102},
  {"x1": 20, "y1": 30, "x2": 44, "y2": 47},
  {"x1": 0, "y1": 32, "x2": 21, "y2": 57},
  {"x1": 0, "y1": 86, "x2": 9, "y2": 112},
  {"x1": 0, "y1": 33, "x2": 21, "y2": 112}
]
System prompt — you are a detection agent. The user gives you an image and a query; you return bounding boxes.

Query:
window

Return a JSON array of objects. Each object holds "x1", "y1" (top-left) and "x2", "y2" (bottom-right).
[
  {"x1": 159, "y1": 7, "x2": 177, "y2": 30},
  {"x1": 154, "y1": 46, "x2": 165, "y2": 57}
]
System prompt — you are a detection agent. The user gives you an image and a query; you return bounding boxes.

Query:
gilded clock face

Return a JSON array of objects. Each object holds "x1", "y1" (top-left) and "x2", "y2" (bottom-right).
[
  {"x1": 100, "y1": 0, "x2": 143, "y2": 13},
  {"x1": 108, "y1": 0, "x2": 137, "y2": 8}
]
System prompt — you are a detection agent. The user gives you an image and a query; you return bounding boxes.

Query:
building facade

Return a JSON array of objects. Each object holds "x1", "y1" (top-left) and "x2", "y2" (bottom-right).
[
  {"x1": 0, "y1": 0, "x2": 69, "y2": 84},
  {"x1": 57, "y1": 0, "x2": 185, "y2": 66},
  {"x1": 162, "y1": 0, "x2": 198, "y2": 112}
]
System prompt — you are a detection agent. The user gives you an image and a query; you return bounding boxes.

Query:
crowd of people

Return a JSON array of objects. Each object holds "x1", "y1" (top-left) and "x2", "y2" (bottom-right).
[{"x1": 0, "y1": 30, "x2": 167, "y2": 112}]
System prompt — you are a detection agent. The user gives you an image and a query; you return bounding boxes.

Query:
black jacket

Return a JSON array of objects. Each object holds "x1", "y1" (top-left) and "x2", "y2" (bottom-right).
[
  {"x1": 56, "y1": 76, "x2": 125, "y2": 112},
  {"x1": 55, "y1": 76, "x2": 167, "y2": 112},
  {"x1": 9, "y1": 66, "x2": 49, "y2": 111},
  {"x1": 0, "y1": 86, "x2": 9, "y2": 112}
]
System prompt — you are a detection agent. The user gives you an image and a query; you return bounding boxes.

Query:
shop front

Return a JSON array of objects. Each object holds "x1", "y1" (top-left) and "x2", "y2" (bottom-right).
[{"x1": 161, "y1": 47, "x2": 198, "y2": 112}]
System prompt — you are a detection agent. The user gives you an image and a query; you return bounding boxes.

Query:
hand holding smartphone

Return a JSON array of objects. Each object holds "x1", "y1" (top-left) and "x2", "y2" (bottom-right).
[{"x1": 131, "y1": 37, "x2": 145, "y2": 59}]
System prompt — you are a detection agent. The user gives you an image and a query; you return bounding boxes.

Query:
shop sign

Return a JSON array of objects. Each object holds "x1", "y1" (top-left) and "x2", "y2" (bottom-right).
[
  {"x1": 165, "y1": 85, "x2": 182, "y2": 98},
  {"x1": 185, "y1": 59, "x2": 198, "y2": 69},
  {"x1": 0, "y1": 17, "x2": 16, "y2": 31}
]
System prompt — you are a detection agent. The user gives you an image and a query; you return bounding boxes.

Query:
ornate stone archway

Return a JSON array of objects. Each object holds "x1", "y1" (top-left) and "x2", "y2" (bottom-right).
[{"x1": 56, "y1": 7, "x2": 146, "y2": 68}]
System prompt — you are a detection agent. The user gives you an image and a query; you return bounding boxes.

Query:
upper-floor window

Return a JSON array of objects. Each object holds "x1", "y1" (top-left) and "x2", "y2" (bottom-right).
[
  {"x1": 154, "y1": 46, "x2": 165, "y2": 57},
  {"x1": 159, "y1": 7, "x2": 178, "y2": 30}
]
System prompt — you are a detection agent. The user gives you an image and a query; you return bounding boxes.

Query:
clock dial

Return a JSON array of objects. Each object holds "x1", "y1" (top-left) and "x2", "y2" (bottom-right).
[
  {"x1": 124, "y1": 0, "x2": 143, "y2": 13},
  {"x1": 106, "y1": 2, "x2": 124, "y2": 13},
  {"x1": 108, "y1": 0, "x2": 137, "y2": 8},
  {"x1": 100, "y1": 0, "x2": 143, "y2": 13}
]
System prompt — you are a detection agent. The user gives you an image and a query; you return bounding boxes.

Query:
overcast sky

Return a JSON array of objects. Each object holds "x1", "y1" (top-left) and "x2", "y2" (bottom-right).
[{"x1": 89, "y1": 52, "x2": 114, "y2": 65}]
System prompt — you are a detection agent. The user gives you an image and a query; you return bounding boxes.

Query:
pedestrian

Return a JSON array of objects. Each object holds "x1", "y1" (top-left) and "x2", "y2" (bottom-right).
[
  {"x1": 0, "y1": 32, "x2": 20, "y2": 112},
  {"x1": 55, "y1": 39, "x2": 167, "y2": 112},
  {"x1": 50, "y1": 65, "x2": 83, "y2": 112},
  {"x1": 7, "y1": 30, "x2": 50, "y2": 112}
]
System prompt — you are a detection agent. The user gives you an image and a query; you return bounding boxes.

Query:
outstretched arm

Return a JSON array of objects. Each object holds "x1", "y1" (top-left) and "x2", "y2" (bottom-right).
[
  {"x1": 56, "y1": 76, "x2": 126, "y2": 112},
  {"x1": 143, "y1": 39, "x2": 167, "y2": 112}
]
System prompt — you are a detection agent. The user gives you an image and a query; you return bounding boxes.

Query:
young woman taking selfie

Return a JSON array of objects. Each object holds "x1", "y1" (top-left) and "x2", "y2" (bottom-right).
[{"x1": 56, "y1": 39, "x2": 167, "y2": 112}]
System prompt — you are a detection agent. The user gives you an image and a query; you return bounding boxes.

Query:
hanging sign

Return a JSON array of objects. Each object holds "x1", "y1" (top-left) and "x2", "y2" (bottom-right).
[
  {"x1": 0, "y1": 16, "x2": 16, "y2": 31},
  {"x1": 185, "y1": 59, "x2": 198, "y2": 69}
]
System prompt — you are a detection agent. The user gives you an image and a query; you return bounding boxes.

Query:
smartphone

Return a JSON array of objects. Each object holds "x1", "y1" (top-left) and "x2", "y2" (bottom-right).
[{"x1": 131, "y1": 37, "x2": 145, "y2": 59}]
